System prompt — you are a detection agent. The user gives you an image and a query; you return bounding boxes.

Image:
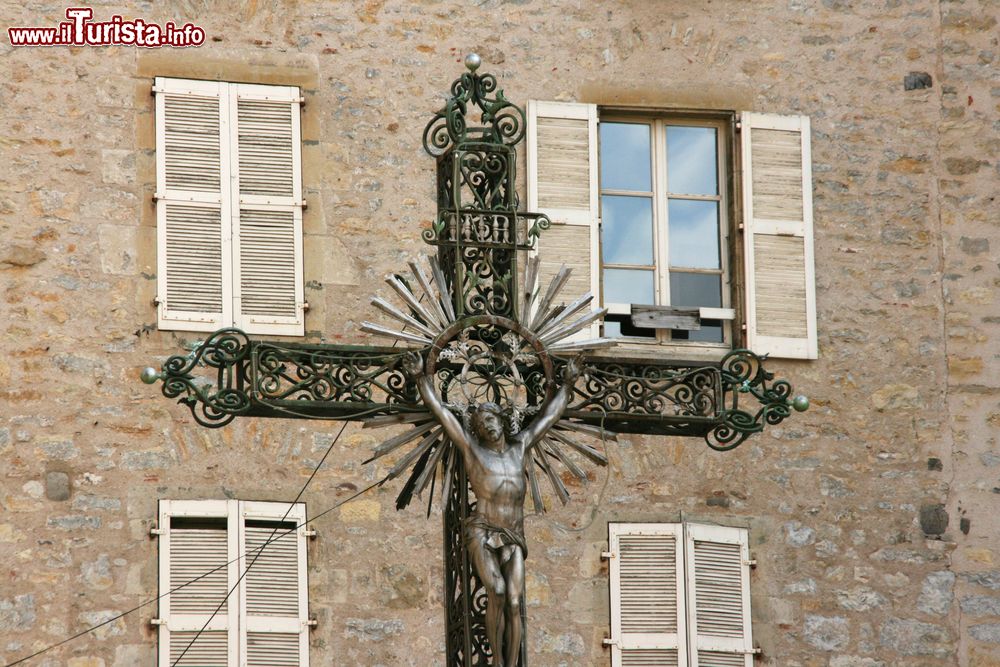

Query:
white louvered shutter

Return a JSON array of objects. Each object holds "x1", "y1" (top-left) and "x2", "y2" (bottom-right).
[
  {"x1": 685, "y1": 524, "x2": 754, "y2": 667},
  {"x1": 158, "y1": 500, "x2": 239, "y2": 667},
  {"x1": 741, "y1": 112, "x2": 817, "y2": 359},
  {"x1": 155, "y1": 78, "x2": 232, "y2": 332},
  {"x1": 609, "y1": 524, "x2": 687, "y2": 667},
  {"x1": 231, "y1": 84, "x2": 305, "y2": 337},
  {"x1": 239, "y1": 501, "x2": 309, "y2": 667},
  {"x1": 526, "y1": 100, "x2": 601, "y2": 340}
]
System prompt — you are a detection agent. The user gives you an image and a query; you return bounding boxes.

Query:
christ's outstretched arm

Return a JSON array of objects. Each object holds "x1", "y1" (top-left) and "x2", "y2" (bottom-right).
[
  {"x1": 402, "y1": 352, "x2": 473, "y2": 457},
  {"x1": 519, "y1": 356, "x2": 582, "y2": 452}
]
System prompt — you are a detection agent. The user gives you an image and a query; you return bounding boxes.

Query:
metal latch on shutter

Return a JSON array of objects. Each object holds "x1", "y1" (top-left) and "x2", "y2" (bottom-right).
[
  {"x1": 150, "y1": 618, "x2": 167, "y2": 626},
  {"x1": 306, "y1": 616, "x2": 318, "y2": 628},
  {"x1": 149, "y1": 524, "x2": 165, "y2": 537},
  {"x1": 602, "y1": 638, "x2": 618, "y2": 648},
  {"x1": 600, "y1": 551, "x2": 615, "y2": 560},
  {"x1": 301, "y1": 528, "x2": 317, "y2": 539}
]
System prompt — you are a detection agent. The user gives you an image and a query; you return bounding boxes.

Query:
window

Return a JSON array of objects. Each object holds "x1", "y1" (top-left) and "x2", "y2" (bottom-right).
[
  {"x1": 606, "y1": 523, "x2": 754, "y2": 667},
  {"x1": 155, "y1": 500, "x2": 310, "y2": 666},
  {"x1": 527, "y1": 101, "x2": 817, "y2": 360},
  {"x1": 598, "y1": 117, "x2": 730, "y2": 344},
  {"x1": 153, "y1": 77, "x2": 305, "y2": 336}
]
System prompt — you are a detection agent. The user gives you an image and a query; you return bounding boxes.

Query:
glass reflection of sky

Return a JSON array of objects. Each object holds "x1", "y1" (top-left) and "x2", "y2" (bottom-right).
[
  {"x1": 604, "y1": 268, "x2": 654, "y2": 304},
  {"x1": 666, "y1": 126, "x2": 717, "y2": 195},
  {"x1": 602, "y1": 195, "x2": 653, "y2": 265},
  {"x1": 600, "y1": 123, "x2": 651, "y2": 191},
  {"x1": 668, "y1": 199, "x2": 719, "y2": 269}
]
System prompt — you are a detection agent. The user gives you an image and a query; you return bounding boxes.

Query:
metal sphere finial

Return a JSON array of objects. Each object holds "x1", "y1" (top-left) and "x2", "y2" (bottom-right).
[
  {"x1": 140, "y1": 367, "x2": 161, "y2": 385},
  {"x1": 792, "y1": 395, "x2": 810, "y2": 412},
  {"x1": 464, "y1": 53, "x2": 482, "y2": 72}
]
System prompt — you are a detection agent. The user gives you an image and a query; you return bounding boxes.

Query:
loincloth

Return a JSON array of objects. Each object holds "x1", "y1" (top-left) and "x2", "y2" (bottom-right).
[{"x1": 463, "y1": 515, "x2": 527, "y2": 560}]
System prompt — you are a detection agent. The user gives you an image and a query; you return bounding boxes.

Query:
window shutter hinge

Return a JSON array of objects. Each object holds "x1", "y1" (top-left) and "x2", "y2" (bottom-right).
[
  {"x1": 744, "y1": 558, "x2": 758, "y2": 568},
  {"x1": 741, "y1": 323, "x2": 748, "y2": 331},
  {"x1": 306, "y1": 616, "x2": 318, "y2": 628},
  {"x1": 297, "y1": 96, "x2": 306, "y2": 105},
  {"x1": 301, "y1": 199, "x2": 308, "y2": 209},
  {"x1": 602, "y1": 637, "x2": 618, "y2": 648},
  {"x1": 150, "y1": 618, "x2": 167, "y2": 626},
  {"x1": 735, "y1": 120, "x2": 743, "y2": 131},
  {"x1": 152, "y1": 192, "x2": 161, "y2": 202},
  {"x1": 152, "y1": 297, "x2": 162, "y2": 307},
  {"x1": 750, "y1": 646, "x2": 762, "y2": 655},
  {"x1": 600, "y1": 551, "x2": 615, "y2": 560},
  {"x1": 149, "y1": 525, "x2": 165, "y2": 537},
  {"x1": 302, "y1": 528, "x2": 317, "y2": 539},
  {"x1": 301, "y1": 302, "x2": 311, "y2": 313}
]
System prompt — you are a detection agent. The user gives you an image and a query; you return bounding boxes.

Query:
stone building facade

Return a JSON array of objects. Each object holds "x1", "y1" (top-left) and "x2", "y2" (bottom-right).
[{"x1": 1, "y1": 1, "x2": 998, "y2": 665}]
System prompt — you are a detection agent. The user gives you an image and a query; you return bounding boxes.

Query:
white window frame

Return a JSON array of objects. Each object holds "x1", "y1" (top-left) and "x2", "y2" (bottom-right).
[
  {"x1": 156, "y1": 499, "x2": 311, "y2": 667},
  {"x1": 598, "y1": 114, "x2": 734, "y2": 350},
  {"x1": 608, "y1": 522, "x2": 754, "y2": 667},
  {"x1": 154, "y1": 77, "x2": 305, "y2": 337}
]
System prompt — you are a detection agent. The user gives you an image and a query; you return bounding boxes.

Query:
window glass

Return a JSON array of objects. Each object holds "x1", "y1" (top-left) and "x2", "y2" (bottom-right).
[
  {"x1": 668, "y1": 199, "x2": 720, "y2": 270},
  {"x1": 600, "y1": 122, "x2": 651, "y2": 192},
  {"x1": 601, "y1": 195, "x2": 654, "y2": 265},
  {"x1": 666, "y1": 126, "x2": 717, "y2": 195},
  {"x1": 604, "y1": 269, "x2": 655, "y2": 304}
]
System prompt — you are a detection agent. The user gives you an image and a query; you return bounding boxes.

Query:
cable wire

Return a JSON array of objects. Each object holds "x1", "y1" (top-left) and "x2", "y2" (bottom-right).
[{"x1": 2, "y1": 474, "x2": 387, "y2": 667}]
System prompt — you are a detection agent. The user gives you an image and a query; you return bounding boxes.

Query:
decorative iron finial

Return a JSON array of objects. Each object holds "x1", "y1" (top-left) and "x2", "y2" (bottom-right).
[{"x1": 422, "y1": 55, "x2": 526, "y2": 156}]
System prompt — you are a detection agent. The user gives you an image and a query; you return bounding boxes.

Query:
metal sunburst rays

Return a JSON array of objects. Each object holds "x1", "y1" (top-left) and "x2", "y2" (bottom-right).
[{"x1": 359, "y1": 255, "x2": 616, "y2": 513}]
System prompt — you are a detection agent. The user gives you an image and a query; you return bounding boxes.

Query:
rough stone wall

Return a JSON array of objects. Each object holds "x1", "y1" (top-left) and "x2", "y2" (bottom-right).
[{"x1": 0, "y1": 1, "x2": 997, "y2": 666}]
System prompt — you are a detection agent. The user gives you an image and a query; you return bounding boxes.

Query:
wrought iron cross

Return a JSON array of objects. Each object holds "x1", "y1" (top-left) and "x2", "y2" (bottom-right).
[{"x1": 143, "y1": 55, "x2": 806, "y2": 667}]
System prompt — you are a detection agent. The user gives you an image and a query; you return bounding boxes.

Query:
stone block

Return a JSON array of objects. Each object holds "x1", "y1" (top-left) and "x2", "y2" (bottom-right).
[
  {"x1": 803, "y1": 615, "x2": 849, "y2": 651},
  {"x1": 918, "y1": 571, "x2": 955, "y2": 615},
  {"x1": 879, "y1": 617, "x2": 951, "y2": 656},
  {"x1": 44, "y1": 471, "x2": 71, "y2": 501}
]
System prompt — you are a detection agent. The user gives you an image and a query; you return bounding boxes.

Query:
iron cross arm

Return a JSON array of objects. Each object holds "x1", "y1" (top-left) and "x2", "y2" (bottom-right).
[{"x1": 141, "y1": 327, "x2": 806, "y2": 450}]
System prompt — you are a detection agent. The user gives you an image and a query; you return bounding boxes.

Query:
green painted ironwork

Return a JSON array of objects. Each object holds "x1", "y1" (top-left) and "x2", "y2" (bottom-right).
[{"x1": 142, "y1": 53, "x2": 808, "y2": 667}]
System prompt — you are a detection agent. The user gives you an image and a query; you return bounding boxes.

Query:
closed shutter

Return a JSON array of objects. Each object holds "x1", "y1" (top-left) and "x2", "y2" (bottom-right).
[
  {"x1": 741, "y1": 112, "x2": 817, "y2": 359},
  {"x1": 685, "y1": 524, "x2": 754, "y2": 667},
  {"x1": 154, "y1": 78, "x2": 232, "y2": 332},
  {"x1": 158, "y1": 500, "x2": 239, "y2": 667},
  {"x1": 231, "y1": 84, "x2": 305, "y2": 337},
  {"x1": 239, "y1": 501, "x2": 309, "y2": 667},
  {"x1": 527, "y1": 100, "x2": 600, "y2": 340},
  {"x1": 609, "y1": 523, "x2": 687, "y2": 667}
]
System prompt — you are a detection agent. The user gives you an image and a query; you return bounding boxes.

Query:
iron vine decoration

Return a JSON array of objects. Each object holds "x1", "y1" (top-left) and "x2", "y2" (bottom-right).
[{"x1": 140, "y1": 53, "x2": 810, "y2": 667}]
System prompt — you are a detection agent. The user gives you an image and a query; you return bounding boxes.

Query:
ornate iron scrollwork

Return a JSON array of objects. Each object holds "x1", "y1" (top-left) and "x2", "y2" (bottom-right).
[{"x1": 156, "y1": 328, "x2": 252, "y2": 428}]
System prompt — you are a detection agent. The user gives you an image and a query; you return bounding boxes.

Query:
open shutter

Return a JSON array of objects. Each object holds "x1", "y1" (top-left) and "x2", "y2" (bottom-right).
[
  {"x1": 239, "y1": 501, "x2": 309, "y2": 667},
  {"x1": 685, "y1": 524, "x2": 754, "y2": 667},
  {"x1": 158, "y1": 500, "x2": 239, "y2": 667},
  {"x1": 741, "y1": 112, "x2": 817, "y2": 359},
  {"x1": 155, "y1": 78, "x2": 232, "y2": 332},
  {"x1": 527, "y1": 100, "x2": 600, "y2": 339},
  {"x1": 609, "y1": 523, "x2": 687, "y2": 667},
  {"x1": 231, "y1": 84, "x2": 305, "y2": 337}
]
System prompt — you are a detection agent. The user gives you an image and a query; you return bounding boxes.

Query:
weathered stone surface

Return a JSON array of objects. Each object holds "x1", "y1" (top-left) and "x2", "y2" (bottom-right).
[
  {"x1": 918, "y1": 571, "x2": 955, "y2": 615},
  {"x1": 919, "y1": 503, "x2": 949, "y2": 536},
  {"x1": 836, "y1": 587, "x2": 886, "y2": 612},
  {"x1": 803, "y1": 615, "x2": 849, "y2": 651},
  {"x1": 379, "y1": 565, "x2": 425, "y2": 609},
  {"x1": 879, "y1": 618, "x2": 951, "y2": 656},
  {"x1": 970, "y1": 624, "x2": 1000, "y2": 644},
  {"x1": 0, "y1": 596, "x2": 35, "y2": 632},
  {"x1": 44, "y1": 471, "x2": 71, "y2": 501},
  {"x1": 904, "y1": 71, "x2": 933, "y2": 90},
  {"x1": 830, "y1": 658, "x2": 885, "y2": 667},
  {"x1": 962, "y1": 596, "x2": 1000, "y2": 617},
  {"x1": 0, "y1": 245, "x2": 45, "y2": 268},
  {"x1": 344, "y1": 618, "x2": 404, "y2": 642}
]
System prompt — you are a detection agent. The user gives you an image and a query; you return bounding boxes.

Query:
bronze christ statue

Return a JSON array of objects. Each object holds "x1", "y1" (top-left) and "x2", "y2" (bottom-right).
[{"x1": 402, "y1": 352, "x2": 582, "y2": 667}]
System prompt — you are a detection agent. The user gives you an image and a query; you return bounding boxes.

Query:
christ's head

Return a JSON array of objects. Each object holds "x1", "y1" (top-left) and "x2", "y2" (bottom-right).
[{"x1": 471, "y1": 402, "x2": 506, "y2": 450}]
